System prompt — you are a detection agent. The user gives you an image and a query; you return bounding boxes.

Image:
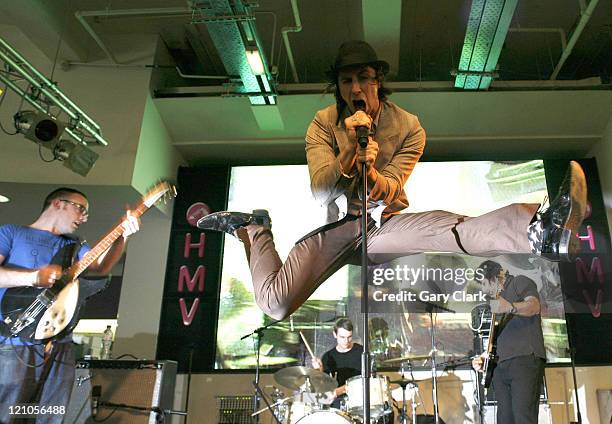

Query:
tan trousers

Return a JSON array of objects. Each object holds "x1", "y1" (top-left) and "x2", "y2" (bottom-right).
[{"x1": 246, "y1": 203, "x2": 539, "y2": 319}]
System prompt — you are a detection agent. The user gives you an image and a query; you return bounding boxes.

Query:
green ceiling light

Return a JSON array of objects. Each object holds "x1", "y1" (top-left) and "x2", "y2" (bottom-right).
[
  {"x1": 454, "y1": 0, "x2": 518, "y2": 90},
  {"x1": 246, "y1": 48, "x2": 265, "y2": 75}
]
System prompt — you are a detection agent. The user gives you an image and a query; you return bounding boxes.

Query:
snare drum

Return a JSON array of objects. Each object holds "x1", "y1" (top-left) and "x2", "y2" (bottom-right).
[
  {"x1": 345, "y1": 375, "x2": 390, "y2": 418},
  {"x1": 294, "y1": 409, "x2": 356, "y2": 423}
]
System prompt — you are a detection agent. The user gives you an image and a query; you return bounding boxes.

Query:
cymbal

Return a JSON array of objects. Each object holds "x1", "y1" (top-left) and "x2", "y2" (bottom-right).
[
  {"x1": 231, "y1": 356, "x2": 298, "y2": 367},
  {"x1": 388, "y1": 377, "x2": 418, "y2": 385},
  {"x1": 274, "y1": 366, "x2": 338, "y2": 393},
  {"x1": 379, "y1": 354, "x2": 431, "y2": 365}
]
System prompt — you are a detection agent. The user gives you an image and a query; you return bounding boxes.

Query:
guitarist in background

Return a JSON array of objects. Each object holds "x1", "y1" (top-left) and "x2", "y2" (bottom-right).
[
  {"x1": 472, "y1": 260, "x2": 546, "y2": 424},
  {"x1": 0, "y1": 187, "x2": 139, "y2": 423}
]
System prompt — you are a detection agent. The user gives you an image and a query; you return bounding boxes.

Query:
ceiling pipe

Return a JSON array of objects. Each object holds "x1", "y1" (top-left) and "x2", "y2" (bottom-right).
[
  {"x1": 281, "y1": 0, "x2": 302, "y2": 83},
  {"x1": 549, "y1": 0, "x2": 600, "y2": 80},
  {"x1": 61, "y1": 61, "x2": 228, "y2": 79},
  {"x1": 74, "y1": 7, "x2": 191, "y2": 65}
]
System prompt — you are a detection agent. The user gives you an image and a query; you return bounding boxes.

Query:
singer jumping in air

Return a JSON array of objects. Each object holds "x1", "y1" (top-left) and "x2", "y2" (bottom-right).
[{"x1": 198, "y1": 40, "x2": 588, "y2": 321}]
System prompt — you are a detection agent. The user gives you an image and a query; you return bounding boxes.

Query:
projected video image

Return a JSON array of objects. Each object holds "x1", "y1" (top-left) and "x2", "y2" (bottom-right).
[{"x1": 214, "y1": 160, "x2": 570, "y2": 370}]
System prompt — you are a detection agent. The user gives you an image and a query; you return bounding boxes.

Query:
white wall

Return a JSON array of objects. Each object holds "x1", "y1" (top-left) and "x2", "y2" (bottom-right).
[
  {"x1": 113, "y1": 207, "x2": 173, "y2": 359},
  {"x1": 546, "y1": 366, "x2": 612, "y2": 424}
]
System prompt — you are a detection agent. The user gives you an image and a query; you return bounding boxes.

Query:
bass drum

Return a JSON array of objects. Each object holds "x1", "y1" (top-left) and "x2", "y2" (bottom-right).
[
  {"x1": 345, "y1": 375, "x2": 390, "y2": 418},
  {"x1": 294, "y1": 409, "x2": 357, "y2": 423}
]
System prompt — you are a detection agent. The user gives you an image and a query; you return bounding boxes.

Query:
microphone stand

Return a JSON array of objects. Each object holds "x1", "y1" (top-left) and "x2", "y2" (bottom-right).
[
  {"x1": 183, "y1": 345, "x2": 195, "y2": 424},
  {"x1": 421, "y1": 299, "x2": 455, "y2": 424},
  {"x1": 240, "y1": 319, "x2": 284, "y2": 424},
  {"x1": 357, "y1": 129, "x2": 371, "y2": 424},
  {"x1": 252, "y1": 382, "x2": 283, "y2": 424}
]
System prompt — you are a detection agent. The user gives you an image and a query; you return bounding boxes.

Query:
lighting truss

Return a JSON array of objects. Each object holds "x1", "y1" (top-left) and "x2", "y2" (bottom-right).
[
  {"x1": 454, "y1": 0, "x2": 518, "y2": 90},
  {"x1": 0, "y1": 36, "x2": 108, "y2": 146}
]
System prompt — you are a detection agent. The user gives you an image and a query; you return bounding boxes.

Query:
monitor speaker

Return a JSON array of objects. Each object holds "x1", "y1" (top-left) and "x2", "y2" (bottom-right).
[{"x1": 64, "y1": 359, "x2": 177, "y2": 424}]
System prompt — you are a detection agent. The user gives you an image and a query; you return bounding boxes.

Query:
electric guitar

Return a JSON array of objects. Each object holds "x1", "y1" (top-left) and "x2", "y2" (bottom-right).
[
  {"x1": 481, "y1": 306, "x2": 498, "y2": 388},
  {"x1": 0, "y1": 181, "x2": 176, "y2": 343},
  {"x1": 481, "y1": 287, "x2": 514, "y2": 388}
]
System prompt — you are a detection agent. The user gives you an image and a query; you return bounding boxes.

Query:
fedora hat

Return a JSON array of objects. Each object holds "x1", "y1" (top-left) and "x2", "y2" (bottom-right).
[{"x1": 333, "y1": 40, "x2": 389, "y2": 74}]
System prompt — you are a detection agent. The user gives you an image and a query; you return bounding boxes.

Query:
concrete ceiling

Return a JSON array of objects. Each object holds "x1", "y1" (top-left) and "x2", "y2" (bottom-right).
[{"x1": 1, "y1": 0, "x2": 610, "y2": 83}]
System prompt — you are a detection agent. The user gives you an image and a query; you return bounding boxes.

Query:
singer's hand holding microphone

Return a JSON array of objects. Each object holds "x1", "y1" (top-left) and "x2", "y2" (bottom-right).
[{"x1": 343, "y1": 110, "x2": 379, "y2": 173}]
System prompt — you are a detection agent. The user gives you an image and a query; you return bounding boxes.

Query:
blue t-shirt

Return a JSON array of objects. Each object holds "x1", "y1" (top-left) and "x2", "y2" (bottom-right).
[{"x1": 0, "y1": 224, "x2": 90, "y2": 345}]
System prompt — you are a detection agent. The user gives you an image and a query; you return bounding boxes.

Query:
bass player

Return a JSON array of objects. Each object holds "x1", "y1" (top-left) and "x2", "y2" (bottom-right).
[{"x1": 472, "y1": 260, "x2": 545, "y2": 424}]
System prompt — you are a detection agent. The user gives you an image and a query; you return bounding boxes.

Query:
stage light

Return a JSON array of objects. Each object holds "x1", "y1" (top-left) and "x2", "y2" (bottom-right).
[
  {"x1": 0, "y1": 35, "x2": 107, "y2": 145},
  {"x1": 13, "y1": 111, "x2": 98, "y2": 176},
  {"x1": 13, "y1": 110, "x2": 65, "y2": 146},
  {"x1": 54, "y1": 140, "x2": 99, "y2": 177}
]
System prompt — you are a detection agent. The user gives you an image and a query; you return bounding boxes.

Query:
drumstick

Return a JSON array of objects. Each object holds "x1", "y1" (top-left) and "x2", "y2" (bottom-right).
[{"x1": 299, "y1": 331, "x2": 315, "y2": 358}]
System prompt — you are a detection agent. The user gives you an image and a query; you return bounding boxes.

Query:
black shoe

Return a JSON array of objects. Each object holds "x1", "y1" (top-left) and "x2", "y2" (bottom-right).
[
  {"x1": 528, "y1": 161, "x2": 587, "y2": 261},
  {"x1": 196, "y1": 209, "x2": 271, "y2": 236}
]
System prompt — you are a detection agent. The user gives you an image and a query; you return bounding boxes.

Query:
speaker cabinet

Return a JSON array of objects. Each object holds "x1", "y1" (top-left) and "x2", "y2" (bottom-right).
[{"x1": 64, "y1": 360, "x2": 177, "y2": 424}]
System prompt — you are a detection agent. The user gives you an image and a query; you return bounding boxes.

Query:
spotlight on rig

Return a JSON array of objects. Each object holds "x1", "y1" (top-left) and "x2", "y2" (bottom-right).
[
  {"x1": 14, "y1": 111, "x2": 98, "y2": 176},
  {"x1": 54, "y1": 140, "x2": 99, "y2": 177},
  {"x1": 13, "y1": 110, "x2": 65, "y2": 147}
]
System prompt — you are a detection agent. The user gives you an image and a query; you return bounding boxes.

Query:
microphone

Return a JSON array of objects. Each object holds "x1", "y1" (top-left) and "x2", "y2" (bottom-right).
[
  {"x1": 356, "y1": 125, "x2": 369, "y2": 148},
  {"x1": 355, "y1": 104, "x2": 369, "y2": 148},
  {"x1": 91, "y1": 385, "x2": 101, "y2": 418}
]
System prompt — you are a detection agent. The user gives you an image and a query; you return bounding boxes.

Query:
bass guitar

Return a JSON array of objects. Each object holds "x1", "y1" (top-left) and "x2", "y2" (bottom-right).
[
  {"x1": 0, "y1": 181, "x2": 176, "y2": 343},
  {"x1": 481, "y1": 305, "x2": 498, "y2": 388},
  {"x1": 481, "y1": 288, "x2": 514, "y2": 388}
]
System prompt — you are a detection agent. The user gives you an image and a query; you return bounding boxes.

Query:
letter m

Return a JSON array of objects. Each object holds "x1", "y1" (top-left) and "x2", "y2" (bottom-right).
[
  {"x1": 178, "y1": 265, "x2": 205, "y2": 292},
  {"x1": 576, "y1": 257, "x2": 604, "y2": 285}
]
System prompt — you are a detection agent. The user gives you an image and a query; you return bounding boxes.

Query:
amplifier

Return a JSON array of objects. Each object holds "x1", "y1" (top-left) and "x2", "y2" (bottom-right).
[{"x1": 64, "y1": 360, "x2": 177, "y2": 424}]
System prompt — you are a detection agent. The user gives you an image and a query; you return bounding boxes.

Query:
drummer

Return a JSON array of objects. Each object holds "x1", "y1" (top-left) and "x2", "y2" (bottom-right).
[{"x1": 310, "y1": 317, "x2": 362, "y2": 409}]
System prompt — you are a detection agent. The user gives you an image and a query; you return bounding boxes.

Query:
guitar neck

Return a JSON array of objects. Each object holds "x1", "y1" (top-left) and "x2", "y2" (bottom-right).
[
  {"x1": 486, "y1": 286, "x2": 503, "y2": 354},
  {"x1": 486, "y1": 312, "x2": 497, "y2": 354},
  {"x1": 68, "y1": 202, "x2": 148, "y2": 278}
]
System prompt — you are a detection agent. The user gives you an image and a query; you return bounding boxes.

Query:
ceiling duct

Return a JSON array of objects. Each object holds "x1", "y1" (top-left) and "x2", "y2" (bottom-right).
[
  {"x1": 190, "y1": 0, "x2": 276, "y2": 105},
  {"x1": 454, "y1": 0, "x2": 518, "y2": 90}
]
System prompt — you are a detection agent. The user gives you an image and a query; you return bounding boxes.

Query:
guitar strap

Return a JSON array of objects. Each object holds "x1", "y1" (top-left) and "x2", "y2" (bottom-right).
[
  {"x1": 60, "y1": 235, "x2": 83, "y2": 267},
  {"x1": 498, "y1": 313, "x2": 514, "y2": 330}
]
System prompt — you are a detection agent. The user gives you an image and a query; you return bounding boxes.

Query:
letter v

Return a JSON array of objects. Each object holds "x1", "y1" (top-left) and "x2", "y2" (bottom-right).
[
  {"x1": 581, "y1": 289, "x2": 602, "y2": 318},
  {"x1": 179, "y1": 298, "x2": 201, "y2": 325}
]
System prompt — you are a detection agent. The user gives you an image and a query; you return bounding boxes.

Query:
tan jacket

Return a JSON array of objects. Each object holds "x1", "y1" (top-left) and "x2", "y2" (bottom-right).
[{"x1": 305, "y1": 101, "x2": 426, "y2": 223}]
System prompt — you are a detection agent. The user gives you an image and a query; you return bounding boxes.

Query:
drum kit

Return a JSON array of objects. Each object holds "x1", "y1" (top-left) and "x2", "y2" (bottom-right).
[
  {"x1": 253, "y1": 354, "x2": 434, "y2": 424},
  {"x1": 254, "y1": 366, "x2": 391, "y2": 423}
]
